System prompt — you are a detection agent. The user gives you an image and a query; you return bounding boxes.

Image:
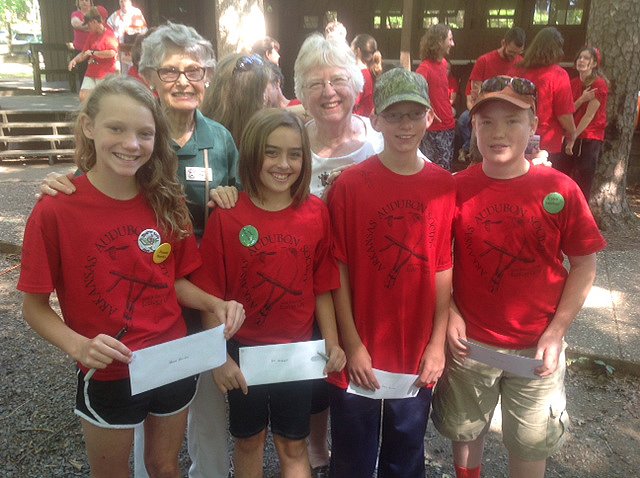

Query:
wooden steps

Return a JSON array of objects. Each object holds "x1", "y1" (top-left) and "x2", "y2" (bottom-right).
[{"x1": 0, "y1": 109, "x2": 75, "y2": 164}]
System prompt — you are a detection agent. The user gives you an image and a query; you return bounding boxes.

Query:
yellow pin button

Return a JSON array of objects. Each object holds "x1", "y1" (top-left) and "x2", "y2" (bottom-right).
[{"x1": 153, "y1": 242, "x2": 172, "y2": 264}]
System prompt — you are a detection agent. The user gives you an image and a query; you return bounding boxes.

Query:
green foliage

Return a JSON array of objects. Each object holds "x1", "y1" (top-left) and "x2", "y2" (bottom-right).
[
  {"x1": 593, "y1": 359, "x2": 616, "y2": 376},
  {"x1": 0, "y1": 0, "x2": 31, "y2": 23},
  {"x1": 567, "y1": 356, "x2": 616, "y2": 376}
]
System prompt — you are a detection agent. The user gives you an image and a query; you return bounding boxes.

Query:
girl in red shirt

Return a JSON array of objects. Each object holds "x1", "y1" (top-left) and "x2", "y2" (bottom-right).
[{"x1": 565, "y1": 46, "x2": 609, "y2": 200}]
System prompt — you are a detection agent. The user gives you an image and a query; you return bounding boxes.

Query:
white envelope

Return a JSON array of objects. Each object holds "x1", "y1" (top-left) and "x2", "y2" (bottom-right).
[
  {"x1": 461, "y1": 339, "x2": 543, "y2": 379},
  {"x1": 347, "y1": 368, "x2": 420, "y2": 399},
  {"x1": 129, "y1": 325, "x2": 227, "y2": 395},
  {"x1": 240, "y1": 339, "x2": 327, "y2": 386}
]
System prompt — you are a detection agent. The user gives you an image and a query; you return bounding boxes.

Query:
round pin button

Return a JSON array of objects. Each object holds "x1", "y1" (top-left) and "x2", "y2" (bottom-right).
[
  {"x1": 239, "y1": 225, "x2": 259, "y2": 247},
  {"x1": 153, "y1": 242, "x2": 172, "y2": 264},
  {"x1": 543, "y1": 192, "x2": 565, "y2": 214},
  {"x1": 138, "y1": 228, "x2": 162, "y2": 253}
]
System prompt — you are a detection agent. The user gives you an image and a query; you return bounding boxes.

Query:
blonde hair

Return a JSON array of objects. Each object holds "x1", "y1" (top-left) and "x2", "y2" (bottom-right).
[
  {"x1": 75, "y1": 75, "x2": 191, "y2": 239},
  {"x1": 239, "y1": 109, "x2": 311, "y2": 208}
]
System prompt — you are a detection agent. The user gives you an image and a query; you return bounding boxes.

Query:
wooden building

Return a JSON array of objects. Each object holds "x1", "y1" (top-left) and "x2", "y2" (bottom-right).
[{"x1": 38, "y1": 0, "x2": 590, "y2": 97}]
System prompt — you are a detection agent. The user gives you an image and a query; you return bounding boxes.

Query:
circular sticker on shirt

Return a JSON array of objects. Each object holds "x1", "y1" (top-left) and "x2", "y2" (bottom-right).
[
  {"x1": 239, "y1": 225, "x2": 259, "y2": 247},
  {"x1": 138, "y1": 228, "x2": 162, "y2": 253},
  {"x1": 543, "y1": 192, "x2": 565, "y2": 214},
  {"x1": 153, "y1": 243, "x2": 172, "y2": 264}
]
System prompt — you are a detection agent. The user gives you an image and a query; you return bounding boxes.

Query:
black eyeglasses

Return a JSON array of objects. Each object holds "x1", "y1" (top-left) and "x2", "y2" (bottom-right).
[
  {"x1": 233, "y1": 55, "x2": 264, "y2": 75},
  {"x1": 155, "y1": 66, "x2": 207, "y2": 82},
  {"x1": 481, "y1": 76, "x2": 537, "y2": 98},
  {"x1": 379, "y1": 110, "x2": 427, "y2": 123}
]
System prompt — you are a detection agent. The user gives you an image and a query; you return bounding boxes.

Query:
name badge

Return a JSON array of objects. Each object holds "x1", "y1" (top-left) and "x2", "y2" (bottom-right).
[{"x1": 185, "y1": 167, "x2": 213, "y2": 181}]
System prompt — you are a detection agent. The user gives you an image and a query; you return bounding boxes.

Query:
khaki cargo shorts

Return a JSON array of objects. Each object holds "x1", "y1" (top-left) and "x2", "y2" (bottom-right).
[{"x1": 431, "y1": 341, "x2": 569, "y2": 461}]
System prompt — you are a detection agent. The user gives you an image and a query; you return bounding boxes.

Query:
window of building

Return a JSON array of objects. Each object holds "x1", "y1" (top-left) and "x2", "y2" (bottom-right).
[
  {"x1": 421, "y1": 0, "x2": 465, "y2": 29},
  {"x1": 373, "y1": 10, "x2": 403, "y2": 29},
  {"x1": 486, "y1": 1, "x2": 516, "y2": 28},
  {"x1": 533, "y1": 0, "x2": 584, "y2": 25},
  {"x1": 373, "y1": 0, "x2": 403, "y2": 29}
]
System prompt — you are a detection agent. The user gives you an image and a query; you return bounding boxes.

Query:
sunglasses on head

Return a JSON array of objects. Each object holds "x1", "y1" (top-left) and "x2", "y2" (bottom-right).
[
  {"x1": 233, "y1": 55, "x2": 264, "y2": 75},
  {"x1": 481, "y1": 77, "x2": 537, "y2": 98}
]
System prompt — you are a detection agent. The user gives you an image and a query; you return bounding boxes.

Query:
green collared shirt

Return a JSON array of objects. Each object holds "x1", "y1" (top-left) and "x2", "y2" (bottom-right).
[{"x1": 172, "y1": 110, "x2": 239, "y2": 238}]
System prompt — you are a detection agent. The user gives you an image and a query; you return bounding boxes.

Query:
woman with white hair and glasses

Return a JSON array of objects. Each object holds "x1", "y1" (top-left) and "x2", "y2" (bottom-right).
[
  {"x1": 294, "y1": 33, "x2": 384, "y2": 200},
  {"x1": 137, "y1": 22, "x2": 239, "y2": 478},
  {"x1": 295, "y1": 32, "x2": 384, "y2": 476}
]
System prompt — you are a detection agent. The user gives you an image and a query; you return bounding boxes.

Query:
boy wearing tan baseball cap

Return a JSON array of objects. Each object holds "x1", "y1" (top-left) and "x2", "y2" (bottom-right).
[{"x1": 432, "y1": 76, "x2": 606, "y2": 478}]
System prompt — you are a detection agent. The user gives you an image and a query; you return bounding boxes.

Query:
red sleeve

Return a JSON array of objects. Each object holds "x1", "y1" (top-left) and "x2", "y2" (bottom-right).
[
  {"x1": 594, "y1": 77, "x2": 608, "y2": 104},
  {"x1": 326, "y1": 177, "x2": 349, "y2": 265},
  {"x1": 17, "y1": 202, "x2": 59, "y2": 294},
  {"x1": 173, "y1": 233, "x2": 201, "y2": 279},
  {"x1": 469, "y1": 55, "x2": 486, "y2": 82},
  {"x1": 433, "y1": 172, "x2": 455, "y2": 272},
  {"x1": 190, "y1": 210, "x2": 226, "y2": 298},
  {"x1": 312, "y1": 203, "x2": 340, "y2": 294},
  {"x1": 559, "y1": 181, "x2": 606, "y2": 256}
]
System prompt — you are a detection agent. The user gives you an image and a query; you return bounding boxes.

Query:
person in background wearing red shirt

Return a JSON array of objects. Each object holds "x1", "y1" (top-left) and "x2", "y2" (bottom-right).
[
  {"x1": 514, "y1": 27, "x2": 576, "y2": 171},
  {"x1": 68, "y1": 6, "x2": 118, "y2": 102},
  {"x1": 70, "y1": 0, "x2": 94, "y2": 84},
  {"x1": 416, "y1": 23, "x2": 456, "y2": 170},
  {"x1": 564, "y1": 46, "x2": 609, "y2": 200},
  {"x1": 456, "y1": 28, "x2": 526, "y2": 162},
  {"x1": 351, "y1": 33, "x2": 383, "y2": 117}
]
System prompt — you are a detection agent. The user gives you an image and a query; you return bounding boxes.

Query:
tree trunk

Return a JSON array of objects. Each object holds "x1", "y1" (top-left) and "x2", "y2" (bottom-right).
[{"x1": 587, "y1": 0, "x2": 640, "y2": 231}]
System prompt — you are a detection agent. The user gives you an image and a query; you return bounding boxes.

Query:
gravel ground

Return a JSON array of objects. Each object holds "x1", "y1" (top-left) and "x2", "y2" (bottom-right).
[{"x1": 2, "y1": 250, "x2": 639, "y2": 477}]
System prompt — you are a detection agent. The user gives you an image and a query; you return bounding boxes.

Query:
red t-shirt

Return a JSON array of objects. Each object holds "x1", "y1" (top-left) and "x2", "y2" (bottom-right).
[
  {"x1": 192, "y1": 193, "x2": 339, "y2": 346},
  {"x1": 354, "y1": 68, "x2": 375, "y2": 117},
  {"x1": 452, "y1": 164, "x2": 606, "y2": 349},
  {"x1": 83, "y1": 27, "x2": 118, "y2": 79},
  {"x1": 572, "y1": 76, "x2": 608, "y2": 141},
  {"x1": 416, "y1": 58, "x2": 455, "y2": 131},
  {"x1": 18, "y1": 175, "x2": 201, "y2": 380},
  {"x1": 71, "y1": 10, "x2": 90, "y2": 51},
  {"x1": 466, "y1": 49, "x2": 523, "y2": 95},
  {"x1": 327, "y1": 156, "x2": 455, "y2": 389},
  {"x1": 513, "y1": 64, "x2": 574, "y2": 153}
]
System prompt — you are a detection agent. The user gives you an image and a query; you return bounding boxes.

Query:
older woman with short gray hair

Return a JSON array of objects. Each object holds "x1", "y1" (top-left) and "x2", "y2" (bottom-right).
[
  {"x1": 138, "y1": 22, "x2": 238, "y2": 478},
  {"x1": 294, "y1": 33, "x2": 383, "y2": 198}
]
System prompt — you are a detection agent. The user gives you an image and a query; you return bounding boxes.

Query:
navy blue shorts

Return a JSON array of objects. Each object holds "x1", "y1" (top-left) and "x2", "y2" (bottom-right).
[
  {"x1": 228, "y1": 340, "x2": 312, "y2": 440},
  {"x1": 74, "y1": 369, "x2": 198, "y2": 429}
]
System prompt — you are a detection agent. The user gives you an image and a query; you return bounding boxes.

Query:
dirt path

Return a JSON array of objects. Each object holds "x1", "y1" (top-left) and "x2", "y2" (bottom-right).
[{"x1": 1, "y1": 250, "x2": 639, "y2": 477}]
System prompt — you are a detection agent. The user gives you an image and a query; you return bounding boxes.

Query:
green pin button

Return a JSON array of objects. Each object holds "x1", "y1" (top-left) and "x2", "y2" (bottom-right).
[
  {"x1": 239, "y1": 225, "x2": 259, "y2": 247},
  {"x1": 543, "y1": 192, "x2": 565, "y2": 214}
]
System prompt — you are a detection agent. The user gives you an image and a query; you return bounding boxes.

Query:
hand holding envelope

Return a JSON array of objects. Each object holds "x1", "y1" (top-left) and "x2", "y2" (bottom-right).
[
  {"x1": 239, "y1": 340, "x2": 329, "y2": 387},
  {"x1": 213, "y1": 355, "x2": 248, "y2": 395}
]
